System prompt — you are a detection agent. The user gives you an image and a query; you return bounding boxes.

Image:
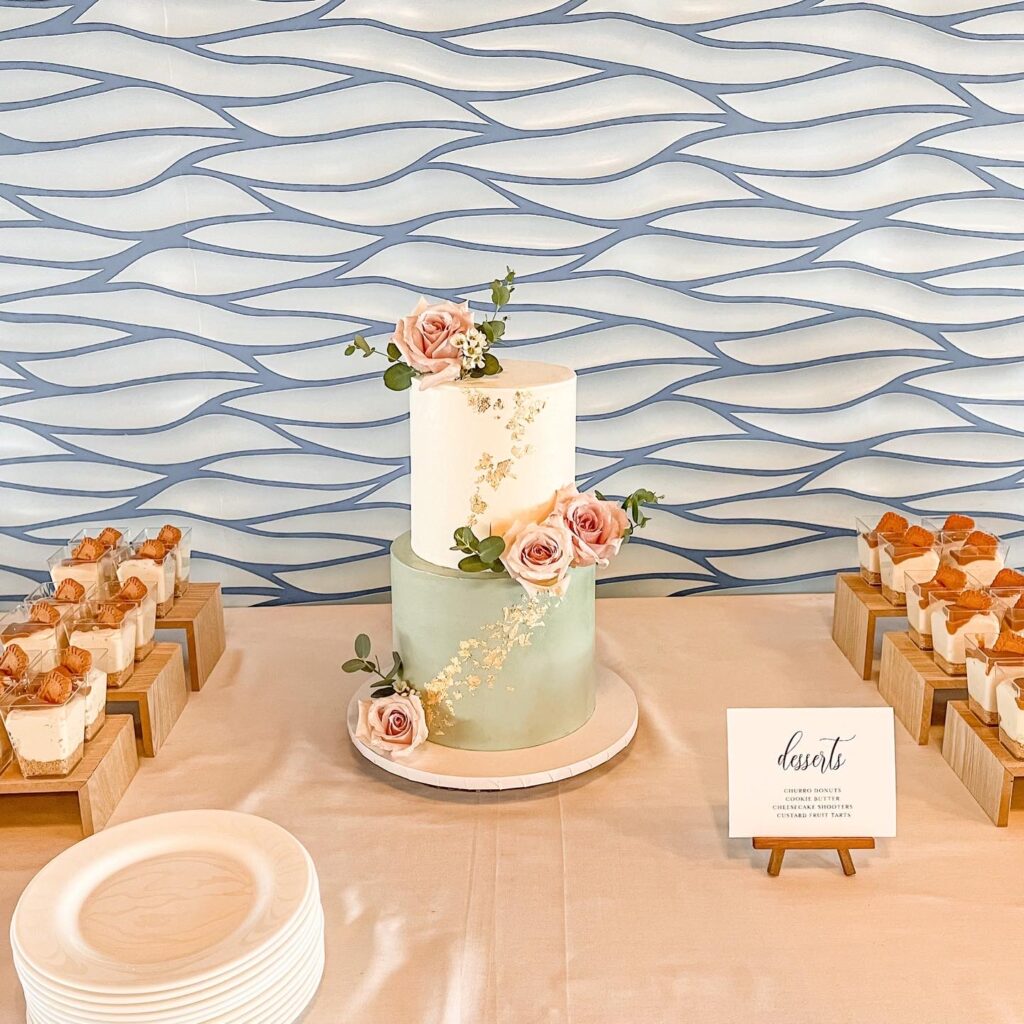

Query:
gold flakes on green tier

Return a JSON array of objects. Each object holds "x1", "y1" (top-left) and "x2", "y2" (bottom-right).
[{"x1": 419, "y1": 593, "x2": 555, "y2": 735}]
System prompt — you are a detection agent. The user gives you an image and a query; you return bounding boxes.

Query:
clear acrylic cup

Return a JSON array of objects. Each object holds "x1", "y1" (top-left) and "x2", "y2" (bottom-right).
[
  {"x1": 0, "y1": 601, "x2": 67, "y2": 672},
  {"x1": 47, "y1": 542, "x2": 108, "y2": 598},
  {"x1": 98, "y1": 580, "x2": 156, "y2": 663},
  {"x1": 59, "y1": 645, "x2": 108, "y2": 742},
  {"x1": 68, "y1": 603, "x2": 136, "y2": 690},
  {"x1": 118, "y1": 537, "x2": 176, "y2": 617},
  {"x1": 0, "y1": 667, "x2": 86, "y2": 778},
  {"x1": 880, "y1": 533, "x2": 940, "y2": 607},
  {"x1": 0, "y1": 646, "x2": 43, "y2": 774},
  {"x1": 995, "y1": 665, "x2": 1024, "y2": 759},
  {"x1": 133, "y1": 525, "x2": 192, "y2": 600},
  {"x1": 943, "y1": 537, "x2": 1008, "y2": 587},
  {"x1": 966, "y1": 636, "x2": 1024, "y2": 727},
  {"x1": 931, "y1": 594, "x2": 1002, "y2": 676},
  {"x1": 25, "y1": 582, "x2": 89, "y2": 631}
]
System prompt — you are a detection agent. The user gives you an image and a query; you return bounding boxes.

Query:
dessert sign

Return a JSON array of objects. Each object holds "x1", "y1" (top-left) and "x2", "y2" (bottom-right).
[{"x1": 727, "y1": 707, "x2": 896, "y2": 838}]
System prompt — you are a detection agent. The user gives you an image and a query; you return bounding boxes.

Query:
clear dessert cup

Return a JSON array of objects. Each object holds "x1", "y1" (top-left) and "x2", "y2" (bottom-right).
[
  {"x1": 931, "y1": 595, "x2": 1001, "y2": 677},
  {"x1": 0, "y1": 602, "x2": 67, "y2": 672},
  {"x1": 118, "y1": 538, "x2": 176, "y2": 617},
  {"x1": 69, "y1": 605, "x2": 136, "y2": 690},
  {"x1": 69, "y1": 526, "x2": 127, "y2": 577},
  {"x1": 134, "y1": 525, "x2": 191, "y2": 599},
  {"x1": 905, "y1": 572, "x2": 964, "y2": 652},
  {"x1": 47, "y1": 542, "x2": 108, "y2": 598},
  {"x1": 0, "y1": 646, "x2": 42, "y2": 774},
  {"x1": 995, "y1": 666, "x2": 1024, "y2": 761},
  {"x1": 0, "y1": 674, "x2": 86, "y2": 779},
  {"x1": 855, "y1": 517, "x2": 905, "y2": 587},
  {"x1": 60, "y1": 646, "x2": 108, "y2": 742},
  {"x1": 98, "y1": 579, "x2": 156, "y2": 663},
  {"x1": 944, "y1": 537, "x2": 1008, "y2": 587},
  {"x1": 966, "y1": 637, "x2": 1024, "y2": 727},
  {"x1": 880, "y1": 533, "x2": 940, "y2": 607}
]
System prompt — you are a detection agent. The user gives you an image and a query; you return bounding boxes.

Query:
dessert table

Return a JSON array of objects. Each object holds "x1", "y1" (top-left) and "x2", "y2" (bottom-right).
[{"x1": 2, "y1": 597, "x2": 1019, "y2": 1024}]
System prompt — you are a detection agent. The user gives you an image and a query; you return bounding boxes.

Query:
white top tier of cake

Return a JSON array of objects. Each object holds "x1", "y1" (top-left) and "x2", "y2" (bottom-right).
[{"x1": 409, "y1": 360, "x2": 576, "y2": 569}]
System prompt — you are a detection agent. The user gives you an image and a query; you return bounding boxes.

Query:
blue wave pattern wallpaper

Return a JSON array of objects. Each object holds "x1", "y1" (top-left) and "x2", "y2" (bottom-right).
[{"x1": 0, "y1": 0, "x2": 1023, "y2": 605}]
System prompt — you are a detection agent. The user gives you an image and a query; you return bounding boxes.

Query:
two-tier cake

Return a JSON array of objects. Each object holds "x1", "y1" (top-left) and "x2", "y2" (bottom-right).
[
  {"x1": 346, "y1": 280, "x2": 654, "y2": 763},
  {"x1": 394, "y1": 360, "x2": 594, "y2": 751}
]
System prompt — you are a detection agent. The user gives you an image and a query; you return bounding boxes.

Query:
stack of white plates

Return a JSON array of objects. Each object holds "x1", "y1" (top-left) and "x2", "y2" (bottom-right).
[{"x1": 11, "y1": 810, "x2": 324, "y2": 1024}]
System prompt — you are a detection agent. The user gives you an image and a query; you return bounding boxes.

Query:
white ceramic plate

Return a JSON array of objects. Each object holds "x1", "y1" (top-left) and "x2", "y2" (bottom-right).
[
  {"x1": 17, "y1": 911, "x2": 323, "y2": 1024},
  {"x1": 13, "y1": 811, "x2": 313, "y2": 993},
  {"x1": 26, "y1": 921, "x2": 323, "y2": 1024},
  {"x1": 12, "y1": 870, "x2": 320, "y2": 1009},
  {"x1": 348, "y1": 664, "x2": 639, "y2": 790}
]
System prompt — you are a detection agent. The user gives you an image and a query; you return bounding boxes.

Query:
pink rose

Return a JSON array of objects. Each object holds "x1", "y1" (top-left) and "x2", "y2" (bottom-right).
[
  {"x1": 356, "y1": 691, "x2": 428, "y2": 759},
  {"x1": 553, "y1": 484, "x2": 629, "y2": 568},
  {"x1": 392, "y1": 297, "x2": 474, "y2": 389},
  {"x1": 499, "y1": 515, "x2": 575, "y2": 597}
]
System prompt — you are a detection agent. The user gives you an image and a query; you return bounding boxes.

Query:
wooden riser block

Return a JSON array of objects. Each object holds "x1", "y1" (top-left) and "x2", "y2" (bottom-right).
[
  {"x1": 155, "y1": 582, "x2": 226, "y2": 692},
  {"x1": 942, "y1": 701, "x2": 1024, "y2": 827},
  {"x1": 831, "y1": 573, "x2": 906, "y2": 680},
  {"x1": 107, "y1": 643, "x2": 188, "y2": 757},
  {"x1": 0, "y1": 715, "x2": 139, "y2": 836},
  {"x1": 879, "y1": 632, "x2": 967, "y2": 745}
]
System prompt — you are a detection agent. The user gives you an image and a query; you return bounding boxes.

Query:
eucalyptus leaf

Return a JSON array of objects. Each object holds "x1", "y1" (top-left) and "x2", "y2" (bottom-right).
[
  {"x1": 383, "y1": 361, "x2": 414, "y2": 391},
  {"x1": 478, "y1": 535, "x2": 505, "y2": 563},
  {"x1": 453, "y1": 526, "x2": 476, "y2": 551},
  {"x1": 458, "y1": 554, "x2": 489, "y2": 573},
  {"x1": 372, "y1": 686, "x2": 396, "y2": 698},
  {"x1": 342, "y1": 659, "x2": 364, "y2": 673},
  {"x1": 355, "y1": 633, "x2": 370, "y2": 658},
  {"x1": 482, "y1": 353, "x2": 501, "y2": 376}
]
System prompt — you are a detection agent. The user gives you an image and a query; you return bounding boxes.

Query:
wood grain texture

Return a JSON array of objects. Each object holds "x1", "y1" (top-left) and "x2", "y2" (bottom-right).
[
  {"x1": 107, "y1": 643, "x2": 188, "y2": 757},
  {"x1": 878, "y1": 632, "x2": 966, "y2": 745},
  {"x1": 0, "y1": 715, "x2": 139, "y2": 835},
  {"x1": 942, "y1": 701, "x2": 1024, "y2": 827},
  {"x1": 752, "y1": 838, "x2": 875, "y2": 876},
  {"x1": 156, "y1": 583, "x2": 226, "y2": 692},
  {"x1": 832, "y1": 573, "x2": 905, "y2": 680}
]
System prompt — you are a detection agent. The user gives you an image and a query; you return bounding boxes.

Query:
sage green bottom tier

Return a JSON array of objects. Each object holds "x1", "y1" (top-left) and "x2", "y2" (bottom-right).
[{"x1": 391, "y1": 533, "x2": 596, "y2": 751}]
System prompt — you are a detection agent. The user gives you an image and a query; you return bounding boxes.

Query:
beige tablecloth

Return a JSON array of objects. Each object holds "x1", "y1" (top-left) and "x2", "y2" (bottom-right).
[{"x1": 2, "y1": 597, "x2": 1021, "y2": 1024}]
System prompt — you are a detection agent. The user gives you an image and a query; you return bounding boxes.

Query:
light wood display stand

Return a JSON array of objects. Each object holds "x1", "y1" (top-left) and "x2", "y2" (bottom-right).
[
  {"x1": 0, "y1": 715, "x2": 139, "y2": 835},
  {"x1": 156, "y1": 582, "x2": 226, "y2": 692},
  {"x1": 942, "y1": 700, "x2": 1024, "y2": 827},
  {"x1": 832, "y1": 574, "x2": 905, "y2": 679},
  {"x1": 753, "y1": 837, "x2": 875, "y2": 876},
  {"x1": 107, "y1": 643, "x2": 188, "y2": 757},
  {"x1": 878, "y1": 633, "x2": 967, "y2": 745}
]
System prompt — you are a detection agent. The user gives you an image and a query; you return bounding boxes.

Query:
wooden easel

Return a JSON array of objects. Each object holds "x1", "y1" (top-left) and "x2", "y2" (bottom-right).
[{"x1": 753, "y1": 837, "x2": 876, "y2": 876}]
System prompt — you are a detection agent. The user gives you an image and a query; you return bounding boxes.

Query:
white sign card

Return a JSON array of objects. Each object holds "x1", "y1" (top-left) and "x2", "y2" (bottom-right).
[{"x1": 727, "y1": 707, "x2": 896, "y2": 838}]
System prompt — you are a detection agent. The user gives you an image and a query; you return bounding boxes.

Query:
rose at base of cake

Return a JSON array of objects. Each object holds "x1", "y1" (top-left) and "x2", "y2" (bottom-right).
[{"x1": 390, "y1": 532, "x2": 595, "y2": 752}]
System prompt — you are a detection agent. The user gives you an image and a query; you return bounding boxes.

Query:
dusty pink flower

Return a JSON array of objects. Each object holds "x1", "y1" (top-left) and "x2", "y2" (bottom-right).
[
  {"x1": 499, "y1": 515, "x2": 575, "y2": 597},
  {"x1": 553, "y1": 484, "x2": 629, "y2": 568},
  {"x1": 356, "y1": 692, "x2": 428, "y2": 759},
  {"x1": 392, "y1": 297, "x2": 474, "y2": 389}
]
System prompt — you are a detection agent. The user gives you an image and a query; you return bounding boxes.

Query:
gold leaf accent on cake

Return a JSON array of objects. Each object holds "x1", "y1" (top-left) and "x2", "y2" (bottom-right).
[
  {"x1": 418, "y1": 593, "x2": 554, "y2": 735},
  {"x1": 507, "y1": 390, "x2": 545, "y2": 442}
]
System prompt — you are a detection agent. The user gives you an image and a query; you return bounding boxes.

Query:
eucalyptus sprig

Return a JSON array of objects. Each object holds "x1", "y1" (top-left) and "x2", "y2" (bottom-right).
[
  {"x1": 596, "y1": 487, "x2": 663, "y2": 539},
  {"x1": 464, "y1": 267, "x2": 515, "y2": 380},
  {"x1": 342, "y1": 633, "x2": 411, "y2": 698},
  {"x1": 343, "y1": 335, "x2": 418, "y2": 392},
  {"x1": 451, "y1": 525, "x2": 507, "y2": 574}
]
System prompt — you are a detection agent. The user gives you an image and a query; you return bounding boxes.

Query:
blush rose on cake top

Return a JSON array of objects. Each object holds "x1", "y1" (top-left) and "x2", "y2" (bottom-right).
[
  {"x1": 343, "y1": 270, "x2": 660, "y2": 761},
  {"x1": 344, "y1": 268, "x2": 517, "y2": 390}
]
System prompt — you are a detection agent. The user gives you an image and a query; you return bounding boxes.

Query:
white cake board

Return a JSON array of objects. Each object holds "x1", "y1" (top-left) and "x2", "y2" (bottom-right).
[{"x1": 347, "y1": 665, "x2": 638, "y2": 791}]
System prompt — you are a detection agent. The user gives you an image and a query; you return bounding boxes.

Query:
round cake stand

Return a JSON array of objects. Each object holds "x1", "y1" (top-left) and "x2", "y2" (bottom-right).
[{"x1": 347, "y1": 665, "x2": 638, "y2": 792}]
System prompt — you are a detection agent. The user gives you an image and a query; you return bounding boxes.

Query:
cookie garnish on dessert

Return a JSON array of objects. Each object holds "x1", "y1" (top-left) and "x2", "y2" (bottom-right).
[
  {"x1": 96, "y1": 527, "x2": 123, "y2": 550},
  {"x1": 992, "y1": 568, "x2": 1024, "y2": 589},
  {"x1": 118, "y1": 577, "x2": 148, "y2": 602},
  {"x1": 29, "y1": 601, "x2": 61, "y2": 626},
  {"x1": 158, "y1": 524, "x2": 182, "y2": 547},
  {"x1": 35, "y1": 669, "x2": 73, "y2": 705},
  {"x1": 61, "y1": 646, "x2": 93, "y2": 677},
  {"x1": 54, "y1": 579, "x2": 86, "y2": 603},
  {"x1": 0, "y1": 643, "x2": 29, "y2": 681},
  {"x1": 942, "y1": 514, "x2": 975, "y2": 532},
  {"x1": 137, "y1": 539, "x2": 167, "y2": 561},
  {"x1": 72, "y1": 537, "x2": 105, "y2": 562}
]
